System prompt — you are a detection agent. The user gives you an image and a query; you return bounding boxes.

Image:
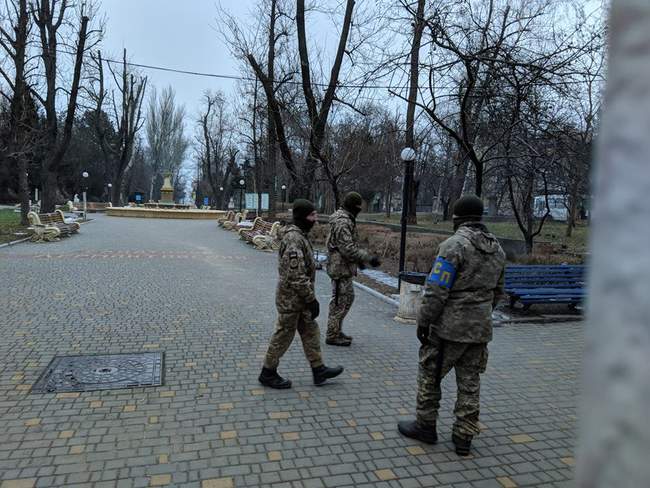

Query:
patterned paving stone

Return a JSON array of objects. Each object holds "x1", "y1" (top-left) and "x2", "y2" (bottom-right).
[{"x1": 0, "y1": 215, "x2": 582, "y2": 487}]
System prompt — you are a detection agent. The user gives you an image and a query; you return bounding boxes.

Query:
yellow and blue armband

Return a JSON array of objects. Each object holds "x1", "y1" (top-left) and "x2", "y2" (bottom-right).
[{"x1": 427, "y1": 257, "x2": 456, "y2": 289}]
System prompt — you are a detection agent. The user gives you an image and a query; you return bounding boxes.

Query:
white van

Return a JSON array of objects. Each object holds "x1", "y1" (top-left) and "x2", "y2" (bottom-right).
[{"x1": 534, "y1": 194, "x2": 568, "y2": 221}]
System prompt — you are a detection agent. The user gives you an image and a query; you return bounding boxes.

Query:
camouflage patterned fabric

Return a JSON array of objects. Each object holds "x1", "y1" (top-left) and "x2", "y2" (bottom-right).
[
  {"x1": 325, "y1": 209, "x2": 371, "y2": 279},
  {"x1": 415, "y1": 222, "x2": 505, "y2": 438},
  {"x1": 325, "y1": 209, "x2": 371, "y2": 339},
  {"x1": 263, "y1": 225, "x2": 323, "y2": 369},
  {"x1": 416, "y1": 334, "x2": 488, "y2": 437},
  {"x1": 418, "y1": 222, "x2": 506, "y2": 343},
  {"x1": 326, "y1": 277, "x2": 355, "y2": 340},
  {"x1": 263, "y1": 311, "x2": 323, "y2": 369},
  {"x1": 276, "y1": 225, "x2": 317, "y2": 313}
]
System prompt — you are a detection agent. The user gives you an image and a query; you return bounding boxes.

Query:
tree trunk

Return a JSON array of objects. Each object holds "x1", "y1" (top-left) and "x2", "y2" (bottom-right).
[
  {"x1": 41, "y1": 170, "x2": 59, "y2": 212},
  {"x1": 19, "y1": 159, "x2": 30, "y2": 225},
  {"x1": 404, "y1": 0, "x2": 426, "y2": 226},
  {"x1": 577, "y1": 2, "x2": 650, "y2": 485},
  {"x1": 566, "y1": 183, "x2": 579, "y2": 237}
]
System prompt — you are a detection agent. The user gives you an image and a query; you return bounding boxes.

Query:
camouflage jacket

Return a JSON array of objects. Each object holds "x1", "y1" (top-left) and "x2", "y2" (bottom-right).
[
  {"x1": 276, "y1": 224, "x2": 317, "y2": 313},
  {"x1": 326, "y1": 209, "x2": 371, "y2": 279},
  {"x1": 418, "y1": 222, "x2": 506, "y2": 343}
]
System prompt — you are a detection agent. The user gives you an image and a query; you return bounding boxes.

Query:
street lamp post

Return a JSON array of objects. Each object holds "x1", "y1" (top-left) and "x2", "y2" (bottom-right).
[
  {"x1": 281, "y1": 184, "x2": 287, "y2": 212},
  {"x1": 107, "y1": 183, "x2": 112, "y2": 204},
  {"x1": 398, "y1": 147, "x2": 416, "y2": 287},
  {"x1": 82, "y1": 171, "x2": 89, "y2": 221},
  {"x1": 239, "y1": 179, "x2": 245, "y2": 213},
  {"x1": 219, "y1": 186, "x2": 224, "y2": 209}
]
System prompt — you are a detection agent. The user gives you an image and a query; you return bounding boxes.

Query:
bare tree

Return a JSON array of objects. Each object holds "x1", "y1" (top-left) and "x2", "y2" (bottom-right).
[
  {"x1": 402, "y1": 0, "x2": 425, "y2": 224},
  {"x1": 91, "y1": 49, "x2": 147, "y2": 206},
  {"x1": 294, "y1": 0, "x2": 356, "y2": 206},
  {"x1": 195, "y1": 91, "x2": 232, "y2": 209},
  {"x1": 0, "y1": 0, "x2": 32, "y2": 223},
  {"x1": 31, "y1": 0, "x2": 94, "y2": 212},
  {"x1": 145, "y1": 86, "x2": 188, "y2": 201}
]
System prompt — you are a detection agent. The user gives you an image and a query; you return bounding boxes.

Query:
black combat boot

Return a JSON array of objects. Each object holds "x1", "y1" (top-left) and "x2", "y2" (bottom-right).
[
  {"x1": 258, "y1": 367, "x2": 292, "y2": 389},
  {"x1": 452, "y1": 433, "x2": 472, "y2": 456},
  {"x1": 397, "y1": 420, "x2": 438, "y2": 444},
  {"x1": 312, "y1": 364, "x2": 344, "y2": 385},
  {"x1": 339, "y1": 332, "x2": 353, "y2": 341},
  {"x1": 326, "y1": 336, "x2": 352, "y2": 347}
]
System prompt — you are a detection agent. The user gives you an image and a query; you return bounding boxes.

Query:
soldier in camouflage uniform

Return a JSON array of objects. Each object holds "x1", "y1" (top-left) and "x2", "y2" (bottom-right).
[
  {"x1": 259, "y1": 199, "x2": 344, "y2": 389},
  {"x1": 325, "y1": 192, "x2": 381, "y2": 346},
  {"x1": 398, "y1": 195, "x2": 506, "y2": 456}
]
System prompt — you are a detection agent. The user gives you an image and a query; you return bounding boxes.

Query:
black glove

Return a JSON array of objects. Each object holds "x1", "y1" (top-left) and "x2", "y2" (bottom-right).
[
  {"x1": 417, "y1": 325, "x2": 430, "y2": 346},
  {"x1": 307, "y1": 299, "x2": 320, "y2": 319},
  {"x1": 369, "y1": 256, "x2": 381, "y2": 268}
]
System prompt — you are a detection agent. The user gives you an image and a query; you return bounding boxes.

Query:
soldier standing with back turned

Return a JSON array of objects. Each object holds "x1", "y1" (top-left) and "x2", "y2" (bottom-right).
[
  {"x1": 326, "y1": 192, "x2": 381, "y2": 346},
  {"x1": 398, "y1": 195, "x2": 506, "y2": 456},
  {"x1": 259, "y1": 199, "x2": 344, "y2": 389}
]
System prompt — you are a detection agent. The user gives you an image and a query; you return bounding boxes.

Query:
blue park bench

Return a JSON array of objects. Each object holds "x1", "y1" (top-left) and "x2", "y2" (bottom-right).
[{"x1": 505, "y1": 265, "x2": 586, "y2": 310}]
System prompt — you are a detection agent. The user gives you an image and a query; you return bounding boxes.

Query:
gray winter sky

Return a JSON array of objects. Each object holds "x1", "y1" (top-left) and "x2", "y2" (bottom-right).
[{"x1": 100, "y1": 0, "x2": 248, "y2": 120}]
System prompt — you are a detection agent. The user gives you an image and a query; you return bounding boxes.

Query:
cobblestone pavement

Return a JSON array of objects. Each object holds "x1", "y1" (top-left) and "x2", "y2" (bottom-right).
[{"x1": 0, "y1": 215, "x2": 581, "y2": 488}]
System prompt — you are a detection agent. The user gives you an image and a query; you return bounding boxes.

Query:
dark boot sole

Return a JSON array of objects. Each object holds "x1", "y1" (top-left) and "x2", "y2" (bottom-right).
[
  {"x1": 452, "y1": 435, "x2": 471, "y2": 456},
  {"x1": 397, "y1": 423, "x2": 438, "y2": 444},
  {"x1": 258, "y1": 376, "x2": 292, "y2": 389},
  {"x1": 313, "y1": 369, "x2": 344, "y2": 386},
  {"x1": 326, "y1": 340, "x2": 352, "y2": 347}
]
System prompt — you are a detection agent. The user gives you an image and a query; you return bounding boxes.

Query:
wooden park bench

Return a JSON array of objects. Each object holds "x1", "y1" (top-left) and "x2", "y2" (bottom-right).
[
  {"x1": 218, "y1": 210, "x2": 235, "y2": 227},
  {"x1": 27, "y1": 210, "x2": 80, "y2": 242},
  {"x1": 505, "y1": 265, "x2": 586, "y2": 310},
  {"x1": 224, "y1": 211, "x2": 247, "y2": 231},
  {"x1": 239, "y1": 217, "x2": 281, "y2": 250}
]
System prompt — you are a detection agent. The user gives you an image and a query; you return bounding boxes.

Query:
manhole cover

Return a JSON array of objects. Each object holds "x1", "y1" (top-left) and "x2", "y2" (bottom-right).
[{"x1": 32, "y1": 352, "x2": 164, "y2": 393}]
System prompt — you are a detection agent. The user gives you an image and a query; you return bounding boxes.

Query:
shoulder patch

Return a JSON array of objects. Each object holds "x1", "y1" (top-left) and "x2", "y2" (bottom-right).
[
  {"x1": 427, "y1": 257, "x2": 457, "y2": 289},
  {"x1": 288, "y1": 250, "x2": 300, "y2": 269}
]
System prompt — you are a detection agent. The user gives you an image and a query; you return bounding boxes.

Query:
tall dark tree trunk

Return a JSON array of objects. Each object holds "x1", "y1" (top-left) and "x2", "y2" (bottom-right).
[{"x1": 404, "y1": 0, "x2": 426, "y2": 225}]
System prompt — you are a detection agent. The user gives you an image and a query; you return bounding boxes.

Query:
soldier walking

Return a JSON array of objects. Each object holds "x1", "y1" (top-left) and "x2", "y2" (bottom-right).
[
  {"x1": 259, "y1": 199, "x2": 344, "y2": 389},
  {"x1": 398, "y1": 195, "x2": 506, "y2": 456},
  {"x1": 325, "y1": 192, "x2": 381, "y2": 346}
]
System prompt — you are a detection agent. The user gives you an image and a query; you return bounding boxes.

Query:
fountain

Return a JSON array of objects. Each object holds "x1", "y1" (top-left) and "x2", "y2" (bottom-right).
[{"x1": 107, "y1": 172, "x2": 226, "y2": 220}]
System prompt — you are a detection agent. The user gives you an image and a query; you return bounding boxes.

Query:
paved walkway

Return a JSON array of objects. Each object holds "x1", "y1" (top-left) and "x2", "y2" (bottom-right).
[{"x1": 0, "y1": 215, "x2": 581, "y2": 488}]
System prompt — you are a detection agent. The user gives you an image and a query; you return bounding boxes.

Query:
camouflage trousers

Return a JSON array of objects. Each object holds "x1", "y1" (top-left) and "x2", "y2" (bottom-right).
[
  {"x1": 263, "y1": 310, "x2": 324, "y2": 370},
  {"x1": 416, "y1": 333, "x2": 488, "y2": 439},
  {"x1": 326, "y1": 277, "x2": 355, "y2": 340}
]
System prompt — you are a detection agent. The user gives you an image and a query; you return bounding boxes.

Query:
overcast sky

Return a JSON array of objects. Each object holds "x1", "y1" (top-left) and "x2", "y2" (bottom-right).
[{"x1": 100, "y1": 0, "x2": 249, "y2": 119}]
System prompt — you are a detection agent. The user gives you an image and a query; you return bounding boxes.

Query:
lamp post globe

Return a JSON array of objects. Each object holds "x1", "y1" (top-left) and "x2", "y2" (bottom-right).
[
  {"x1": 400, "y1": 147, "x2": 416, "y2": 162},
  {"x1": 238, "y1": 179, "x2": 245, "y2": 212},
  {"x1": 81, "y1": 171, "x2": 89, "y2": 221}
]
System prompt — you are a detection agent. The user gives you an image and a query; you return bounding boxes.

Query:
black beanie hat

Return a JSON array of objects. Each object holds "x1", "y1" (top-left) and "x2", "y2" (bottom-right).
[
  {"x1": 342, "y1": 192, "x2": 363, "y2": 215},
  {"x1": 292, "y1": 199, "x2": 316, "y2": 221},
  {"x1": 452, "y1": 195, "x2": 484, "y2": 220}
]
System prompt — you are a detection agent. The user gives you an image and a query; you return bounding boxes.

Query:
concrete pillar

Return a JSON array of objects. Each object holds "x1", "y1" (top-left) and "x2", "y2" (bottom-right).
[{"x1": 577, "y1": 2, "x2": 650, "y2": 486}]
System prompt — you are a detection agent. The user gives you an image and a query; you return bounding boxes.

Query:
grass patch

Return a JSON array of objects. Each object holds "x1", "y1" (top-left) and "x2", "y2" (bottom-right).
[
  {"x1": 359, "y1": 212, "x2": 589, "y2": 254},
  {"x1": 0, "y1": 208, "x2": 29, "y2": 244}
]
